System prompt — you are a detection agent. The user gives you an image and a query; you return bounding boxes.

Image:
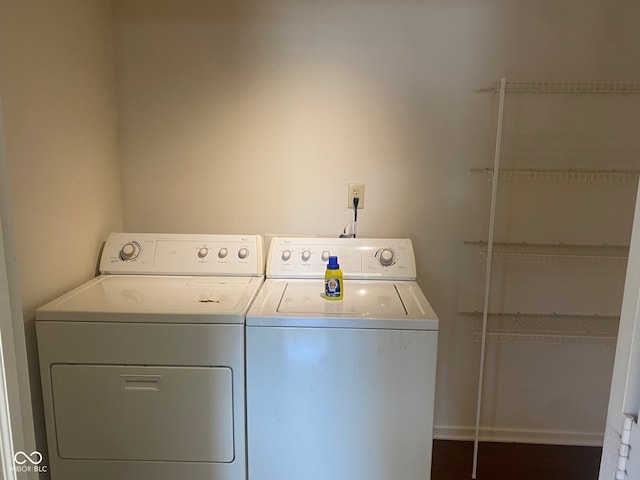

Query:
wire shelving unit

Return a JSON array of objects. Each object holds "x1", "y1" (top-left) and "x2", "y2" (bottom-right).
[{"x1": 469, "y1": 78, "x2": 640, "y2": 479}]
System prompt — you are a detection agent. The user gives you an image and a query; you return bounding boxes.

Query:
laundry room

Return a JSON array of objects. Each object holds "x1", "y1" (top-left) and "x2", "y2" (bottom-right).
[{"x1": 1, "y1": 0, "x2": 640, "y2": 479}]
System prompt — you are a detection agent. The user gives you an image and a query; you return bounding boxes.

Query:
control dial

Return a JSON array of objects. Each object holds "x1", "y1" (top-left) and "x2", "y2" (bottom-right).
[
  {"x1": 378, "y1": 248, "x2": 395, "y2": 267},
  {"x1": 198, "y1": 247, "x2": 209, "y2": 259},
  {"x1": 282, "y1": 250, "x2": 292, "y2": 262},
  {"x1": 218, "y1": 248, "x2": 228, "y2": 259},
  {"x1": 321, "y1": 251, "x2": 330, "y2": 262},
  {"x1": 301, "y1": 250, "x2": 311, "y2": 262},
  {"x1": 119, "y1": 242, "x2": 140, "y2": 261},
  {"x1": 238, "y1": 247, "x2": 250, "y2": 259}
]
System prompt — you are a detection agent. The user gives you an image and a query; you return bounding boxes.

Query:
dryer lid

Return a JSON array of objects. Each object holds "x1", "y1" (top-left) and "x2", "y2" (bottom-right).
[{"x1": 36, "y1": 275, "x2": 264, "y2": 323}]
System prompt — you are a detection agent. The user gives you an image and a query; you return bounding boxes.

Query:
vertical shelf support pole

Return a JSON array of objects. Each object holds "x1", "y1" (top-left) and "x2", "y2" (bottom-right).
[{"x1": 472, "y1": 78, "x2": 507, "y2": 479}]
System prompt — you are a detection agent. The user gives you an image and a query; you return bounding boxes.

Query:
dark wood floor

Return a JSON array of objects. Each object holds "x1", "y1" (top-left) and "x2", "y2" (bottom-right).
[{"x1": 431, "y1": 440, "x2": 602, "y2": 480}]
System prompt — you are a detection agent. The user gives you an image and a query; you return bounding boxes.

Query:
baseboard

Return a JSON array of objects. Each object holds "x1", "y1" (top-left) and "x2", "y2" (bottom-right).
[{"x1": 433, "y1": 425, "x2": 604, "y2": 447}]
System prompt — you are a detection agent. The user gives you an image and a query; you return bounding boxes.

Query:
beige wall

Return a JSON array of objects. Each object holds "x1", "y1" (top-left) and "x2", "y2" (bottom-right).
[
  {"x1": 0, "y1": 0, "x2": 122, "y2": 456},
  {"x1": 112, "y1": 0, "x2": 640, "y2": 444}
]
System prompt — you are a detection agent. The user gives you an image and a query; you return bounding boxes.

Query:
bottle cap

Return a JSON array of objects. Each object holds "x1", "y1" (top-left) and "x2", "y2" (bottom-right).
[{"x1": 327, "y1": 256, "x2": 340, "y2": 269}]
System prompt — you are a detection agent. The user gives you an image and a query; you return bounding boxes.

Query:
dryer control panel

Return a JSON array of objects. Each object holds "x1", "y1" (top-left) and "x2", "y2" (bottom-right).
[
  {"x1": 100, "y1": 233, "x2": 264, "y2": 276},
  {"x1": 267, "y1": 237, "x2": 416, "y2": 280}
]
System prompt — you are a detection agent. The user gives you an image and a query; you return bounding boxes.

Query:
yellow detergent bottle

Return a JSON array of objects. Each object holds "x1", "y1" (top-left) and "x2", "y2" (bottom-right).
[{"x1": 324, "y1": 256, "x2": 343, "y2": 300}]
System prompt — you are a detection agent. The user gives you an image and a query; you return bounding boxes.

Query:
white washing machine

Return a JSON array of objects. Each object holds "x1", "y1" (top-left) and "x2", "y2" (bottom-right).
[
  {"x1": 36, "y1": 233, "x2": 264, "y2": 480},
  {"x1": 246, "y1": 236, "x2": 439, "y2": 480}
]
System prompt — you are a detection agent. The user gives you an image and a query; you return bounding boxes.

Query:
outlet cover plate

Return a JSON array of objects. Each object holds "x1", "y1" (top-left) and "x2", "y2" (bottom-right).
[{"x1": 348, "y1": 183, "x2": 365, "y2": 209}]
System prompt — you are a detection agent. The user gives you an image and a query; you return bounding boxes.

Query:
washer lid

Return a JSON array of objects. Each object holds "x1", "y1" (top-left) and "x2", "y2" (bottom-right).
[
  {"x1": 278, "y1": 283, "x2": 407, "y2": 316},
  {"x1": 36, "y1": 275, "x2": 263, "y2": 323},
  {"x1": 247, "y1": 279, "x2": 438, "y2": 330}
]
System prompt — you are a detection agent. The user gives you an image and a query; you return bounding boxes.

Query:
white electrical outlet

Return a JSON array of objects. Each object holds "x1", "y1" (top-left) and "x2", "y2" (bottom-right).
[{"x1": 348, "y1": 183, "x2": 365, "y2": 209}]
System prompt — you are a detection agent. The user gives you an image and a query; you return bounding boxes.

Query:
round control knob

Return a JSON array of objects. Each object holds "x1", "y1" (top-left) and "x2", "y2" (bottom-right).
[
  {"x1": 119, "y1": 242, "x2": 140, "y2": 261},
  {"x1": 238, "y1": 247, "x2": 249, "y2": 259},
  {"x1": 218, "y1": 248, "x2": 228, "y2": 259},
  {"x1": 282, "y1": 250, "x2": 292, "y2": 262},
  {"x1": 198, "y1": 247, "x2": 209, "y2": 259},
  {"x1": 378, "y1": 248, "x2": 395, "y2": 267},
  {"x1": 321, "y1": 250, "x2": 330, "y2": 262},
  {"x1": 301, "y1": 250, "x2": 311, "y2": 262}
]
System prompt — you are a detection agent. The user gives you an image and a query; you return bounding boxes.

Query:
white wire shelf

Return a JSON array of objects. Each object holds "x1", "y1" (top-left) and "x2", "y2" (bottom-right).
[
  {"x1": 471, "y1": 168, "x2": 640, "y2": 184},
  {"x1": 461, "y1": 311, "x2": 619, "y2": 344},
  {"x1": 476, "y1": 81, "x2": 640, "y2": 95},
  {"x1": 464, "y1": 241, "x2": 629, "y2": 266}
]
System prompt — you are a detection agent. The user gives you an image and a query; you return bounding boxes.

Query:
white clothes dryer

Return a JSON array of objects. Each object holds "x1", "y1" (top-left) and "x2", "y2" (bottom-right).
[
  {"x1": 246, "y1": 236, "x2": 439, "y2": 480},
  {"x1": 36, "y1": 233, "x2": 264, "y2": 480}
]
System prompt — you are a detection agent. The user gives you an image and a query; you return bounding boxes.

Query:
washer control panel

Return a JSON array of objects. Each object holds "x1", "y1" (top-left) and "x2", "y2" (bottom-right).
[
  {"x1": 100, "y1": 233, "x2": 264, "y2": 276},
  {"x1": 267, "y1": 237, "x2": 416, "y2": 280}
]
